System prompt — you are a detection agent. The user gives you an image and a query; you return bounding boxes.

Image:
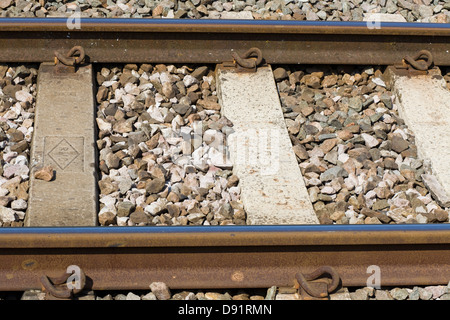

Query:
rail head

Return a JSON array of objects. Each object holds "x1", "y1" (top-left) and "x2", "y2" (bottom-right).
[
  {"x1": 1, "y1": 18, "x2": 450, "y2": 35},
  {"x1": 1, "y1": 224, "x2": 450, "y2": 248}
]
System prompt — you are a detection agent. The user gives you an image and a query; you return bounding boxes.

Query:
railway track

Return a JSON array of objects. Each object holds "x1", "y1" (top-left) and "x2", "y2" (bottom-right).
[{"x1": 0, "y1": 17, "x2": 450, "y2": 302}]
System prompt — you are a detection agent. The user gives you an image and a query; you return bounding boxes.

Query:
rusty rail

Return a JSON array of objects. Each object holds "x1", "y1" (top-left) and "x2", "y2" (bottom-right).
[
  {"x1": 0, "y1": 18, "x2": 449, "y2": 65},
  {"x1": 1, "y1": 225, "x2": 449, "y2": 291}
]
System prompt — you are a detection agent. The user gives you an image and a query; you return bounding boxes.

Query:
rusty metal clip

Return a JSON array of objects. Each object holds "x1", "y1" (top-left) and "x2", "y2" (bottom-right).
[
  {"x1": 53, "y1": 46, "x2": 86, "y2": 73},
  {"x1": 295, "y1": 266, "x2": 340, "y2": 300},
  {"x1": 402, "y1": 49, "x2": 433, "y2": 71},
  {"x1": 40, "y1": 267, "x2": 86, "y2": 300},
  {"x1": 55, "y1": 46, "x2": 85, "y2": 66},
  {"x1": 230, "y1": 47, "x2": 263, "y2": 72}
]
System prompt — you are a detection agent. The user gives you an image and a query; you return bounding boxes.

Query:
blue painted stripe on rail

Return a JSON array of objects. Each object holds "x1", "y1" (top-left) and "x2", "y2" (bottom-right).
[
  {"x1": 1, "y1": 17, "x2": 450, "y2": 30},
  {"x1": 1, "y1": 224, "x2": 450, "y2": 234}
]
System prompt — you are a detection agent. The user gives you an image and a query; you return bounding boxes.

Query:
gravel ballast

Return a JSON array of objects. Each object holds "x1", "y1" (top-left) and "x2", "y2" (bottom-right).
[
  {"x1": 0, "y1": 64, "x2": 37, "y2": 227},
  {"x1": 276, "y1": 64, "x2": 450, "y2": 225},
  {"x1": 5, "y1": 280, "x2": 450, "y2": 300},
  {"x1": 95, "y1": 63, "x2": 246, "y2": 226},
  {"x1": 0, "y1": 0, "x2": 449, "y2": 23}
]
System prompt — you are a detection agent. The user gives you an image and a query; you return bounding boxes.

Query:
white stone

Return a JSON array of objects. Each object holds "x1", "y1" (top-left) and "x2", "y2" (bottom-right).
[
  {"x1": 15, "y1": 90, "x2": 33, "y2": 103},
  {"x1": 96, "y1": 118, "x2": 112, "y2": 131},
  {"x1": 203, "y1": 129, "x2": 221, "y2": 145},
  {"x1": 199, "y1": 174, "x2": 215, "y2": 189},
  {"x1": 3, "y1": 151, "x2": 18, "y2": 163},
  {"x1": 117, "y1": 216, "x2": 129, "y2": 226},
  {"x1": 363, "y1": 13, "x2": 407, "y2": 23},
  {"x1": 183, "y1": 75, "x2": 198, "y2": 87},
  {"x1": 100, "y1": 195, "x2": 117, "y2": 208},
  {"x1": 207, "y1": 147, "x2": 233, "y2": 169},
  {"x1": 14, "y1": 209, "x2": 25, "y2": 220},
  {"x1": 416, "y1": 214, "x2": 428, "y2": 224},
  {"x1": 220, "y1": 11, "x2": 254, "y2": 19},
  {"x1": 0, "y1": 188, "x2": 9, "y2": 196},
  {"x1": 13, "y1": 155, "x2": 28, "y2": 166},
  {"x1": 102, "y1": 80, "x2": 117, "y2": 87},
  {"x1": 99, "y1": 204, "x2": 116, "y2": 215},
  {"x1": 3, "y1": 164, "x2": 29, "y2": 179},
  {"x1": 4, "y1": 109, "x2": 18, "y2": 119},
  {"x1": 371, "y1": 77, "x2": 386, "y2": 87},
  {"x1": 321, "y1": 186, "x2": 336, "y2": 194},
  {"x1": 421, "y1": 174, "x2": 450, "y2": 207},
  {"x1": 145, "y1": 198, "x2": 168, "y2": 216},
  {"x1": 338, "y1": 153, "x2": 349, "y2": 163},
  {"x1": 361, "y1": 133, "x2": 379, "y2": 148},
  {"x1": 121, "y1": 94, "x2": 135, "y2": 107},
  {"x1": 390, "y1": 196, "x2": 410, "y2": 208},
  {"x1": 11, "y1": 199, "x2": 27, "y2": 210},
  {"x1": 0, "y1": 206, "x2": 16, "y2": 223},
  {"x1": 126, "y1": 292, "x2": 141, "y2": 300}
]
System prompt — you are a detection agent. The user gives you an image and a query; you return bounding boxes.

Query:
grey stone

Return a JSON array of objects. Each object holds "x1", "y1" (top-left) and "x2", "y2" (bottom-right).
[
  {"x1": 117, "y1": 201, "x2": 135, "y2": 217},
  {"x1": 390, "y1": 134, "x2": 409, "y2": 153},
  {"x1": 350, "y1": 288, "x2": 369, "y2": 300},
  {"x1": 273, "y1": 68, "x2": 288, "y2": 81},
  {"x1": 318, "y1": 133, "x2": 336, "y2": 141},
  {"x1": 118, "y1": 177, "x2": 133, "y2": 194},
  {"x1": 380, "y1": 93, "x2": 393, "y2": 109},
  {"x1": 439, "y1": 293, "x2": 450, "y2": 300},
  {"x1": 126, "y1": 292, "x2": 141, "y2": 300},
  {"x1": 128, "y1": 131, "x2": 147, "y2": 146},
  {"x1": 149, "y1": 282, "x2": 171, "y2": 300},
  {"x1": 372, "y1": 199, "x2": 389, "y2": 211},
  {"x1": 99, "y1": 211, "x2": 116, "y2": 225},
  {"x1": 386, "y1": 0, "x2": 398, "y2": 13},
  {"x1": 424, "y1": 285, "x2": 447, "y2": 299},
  {"x1": 172, "y1": 103, "x2": 191, "y2": 115},
  {"x1": 390, "y1": 288, "x2": 409, "y2": 300},
  {"x1": 145, "y1": 178, "x2": 166, "y2": 194},
  {"x1": 320, "y1": 166, "x2": 348, "y2": 182},
  {"x1": 142, "y1": 292, "x2": 157, "y2": 300},
  {"x1": 330, "y1": 288, "x2": 352, "y2": 300},
  {"x1": 98, "y1": 179, "x2": 117, "y2": 195},
  {"x1": 409, "y1": 287, "x2": 421, "y2": 300},
  {"x1": 129, "y1": 209, "x2": 150, "y2": 224},
  {"x1": 421, "y1": 174, "x2": 450, "y2": 207},
  {"x1": 419, "y1": 287, "x2": 433, "y2": 300},
  {"x1": 21, "y1": 290, "x2": 42, "y2": 300},
  {"x1": 375, "y1": 290, "x2": 394, "y2": 300},
  {"x1": 191, "y1": 66, "x2": 209, "y2": 80},
  {"x1": 265, "y1": 286, "x2": 277, "y2": 300},
  {"x1": 418, "y1": 5, "x2": 433, "y2": 18},
  {"x1": 348, "y1": 96, "x2": 363, "y2": 112}
]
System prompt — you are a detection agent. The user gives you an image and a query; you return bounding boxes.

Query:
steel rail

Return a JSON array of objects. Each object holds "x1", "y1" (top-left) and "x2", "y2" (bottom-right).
[
  {"x1": 0, "y1": 18, "x2": 450, "y2": 65},
  {"x1": 1, "y1": 224, "x2": 449, "y2": 291}
]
